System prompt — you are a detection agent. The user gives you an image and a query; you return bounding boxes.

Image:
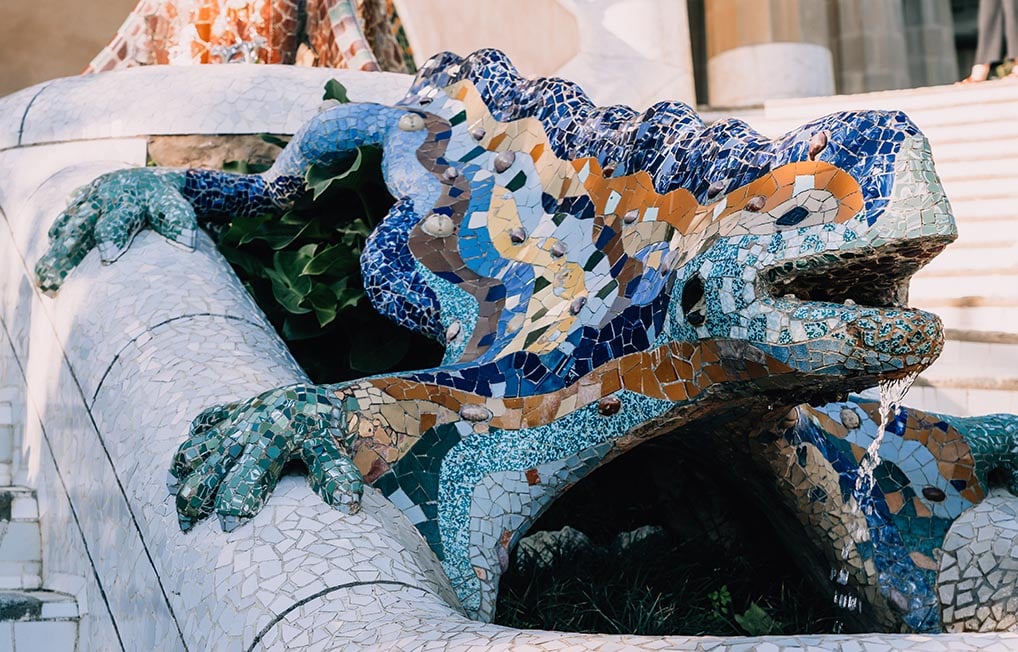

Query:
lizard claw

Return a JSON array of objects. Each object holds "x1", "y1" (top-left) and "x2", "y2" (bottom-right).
[
  {"x1": 35, "y1": 167, "x2": 195, "y2": 293},
  {"x1": 168, "y1": 384, "x2": 359, "y2": 532}
]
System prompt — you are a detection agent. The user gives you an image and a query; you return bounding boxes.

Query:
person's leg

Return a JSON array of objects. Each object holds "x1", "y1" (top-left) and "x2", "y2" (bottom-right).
[
  {"x1": 1001, "y1": 0, "x2": 1018, "y2": 75},
  {"x1": 970, "y1": 0, "x2": 1005, "y2": 80}
]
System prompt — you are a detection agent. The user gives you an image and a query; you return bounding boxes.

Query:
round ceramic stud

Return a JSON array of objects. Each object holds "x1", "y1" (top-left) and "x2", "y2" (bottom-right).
[
  {"x1": 839, "y1": 407, "x2": 861, "y2": 429},
  {"x1": 446, "y1": 320, "x2": 461, "y2": 342},
  {"x1": 598, "y1": 395, "x2": 622, "y2": 416},
  {"x1": 398, "y1": 113, "x2": 426, "y2": 132},
  {"x1": 509, "y1": 227, "x2": 527, "y2": 244},
  {"x1": 422, "y1": 213, "x2": 455, "y2": 237},
  {"x1": 459, "y1": 404, "x2": 492, "y2": 422},
  {"x1": 809, "y1": 131, "x2": 829, "y2": 160},
  {"x1": 706, "y1": 179, "x2": 727, "y2": 199},
  {"x1": 494, "y1": 151, "x2": 516, "y2": 173},
  {"x1": 745, "y1": 195, "x2": 767, "y2": 212},
  {"x1": 570, "y1": 295, "x2": 587, "y2": 315}
]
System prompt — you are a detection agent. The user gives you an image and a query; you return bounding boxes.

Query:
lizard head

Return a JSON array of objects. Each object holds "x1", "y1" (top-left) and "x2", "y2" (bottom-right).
[{"x1": 663, "y1": 111, "x2": 955, "y2": 404}]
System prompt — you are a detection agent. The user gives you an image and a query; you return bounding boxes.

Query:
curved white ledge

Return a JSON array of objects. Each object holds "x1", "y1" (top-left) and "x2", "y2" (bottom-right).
[{"x1": 0, "y1": 65, "x2": 1015, "y2": 650}]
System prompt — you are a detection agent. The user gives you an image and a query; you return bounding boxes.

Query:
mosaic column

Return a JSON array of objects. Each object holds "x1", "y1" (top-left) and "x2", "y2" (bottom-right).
[{"x1": 704, "y1": 0, "x2": 835, "y2": 107}]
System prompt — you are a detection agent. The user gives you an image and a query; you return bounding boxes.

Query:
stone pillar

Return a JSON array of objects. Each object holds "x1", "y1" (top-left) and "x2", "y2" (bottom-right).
[
  {"x1": 704, "y1": 0, "x2": 835, "y2": 107},
  {"x1": 830, "y1": 0, "x2": 911, "y2": 93},
  {"x1": 903, "y1": 0, "x2": 959, "y2": 86}
]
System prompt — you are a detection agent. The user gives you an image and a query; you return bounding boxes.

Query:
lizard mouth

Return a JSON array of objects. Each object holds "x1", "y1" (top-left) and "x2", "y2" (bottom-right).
[{"x1": 759, "y1": 237, "x2": 953, "y2": 310}]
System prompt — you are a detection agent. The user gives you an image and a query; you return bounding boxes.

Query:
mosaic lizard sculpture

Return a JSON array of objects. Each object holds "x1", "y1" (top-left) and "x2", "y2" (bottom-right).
[
  {"x1": 86, "y1": 0, "x2": 414, "y2": 73},
  {"x1": 36, "y1": 49, "x2": 1013, "y2": 627},
  {"x1": 749, "y1": 398, "x2": 1018, "y2": 632}
]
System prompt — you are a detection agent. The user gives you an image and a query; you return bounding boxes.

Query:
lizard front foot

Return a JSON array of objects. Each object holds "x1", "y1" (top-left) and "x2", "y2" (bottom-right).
[
  {"x1": 168, "y1": 384, "x2": 363, "y2": 532},
  {"x1": 35, "y1": 167, "x2": 198, "y2": 293}
]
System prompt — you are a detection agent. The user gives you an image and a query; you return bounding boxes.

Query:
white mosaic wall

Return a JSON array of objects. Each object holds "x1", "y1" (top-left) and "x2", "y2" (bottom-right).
[{"x1": 0, "y1": 64, "x2": 1016, "y2": 650}]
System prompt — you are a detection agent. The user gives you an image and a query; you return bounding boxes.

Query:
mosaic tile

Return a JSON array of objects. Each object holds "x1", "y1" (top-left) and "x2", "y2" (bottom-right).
[
  {"x1": 15, "y1": 65, "x2": 409, "y2": 149},
  {"x1": 7, "y1": 49, "x2": 1018, "y2": 648},
  {"x1": 755, "y1": 399, "x2": 1018, "y2": 632},
  {"x1": 85, "y1": 0, "x2": 415, "y2": 74}
]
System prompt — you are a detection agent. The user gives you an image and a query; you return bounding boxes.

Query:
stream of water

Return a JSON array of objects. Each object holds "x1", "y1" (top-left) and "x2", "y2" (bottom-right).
[
  {"x1": 853, "y1": 372, "x2": 919, "y2": 507},
  {"x1": 832, "y1": 372, "x2": 919, "y2": 622}
]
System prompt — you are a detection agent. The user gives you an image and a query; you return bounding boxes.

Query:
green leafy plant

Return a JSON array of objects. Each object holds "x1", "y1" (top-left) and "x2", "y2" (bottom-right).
[
  {"x1": 206, "y1": 80, "x2": 442, "y2": 383},
  {"x1": 734, "y1": 601, "x2": 779, "y2": 636},
  {"x1": 708, "y1": 585, "x2": 732, "y2": 621}
]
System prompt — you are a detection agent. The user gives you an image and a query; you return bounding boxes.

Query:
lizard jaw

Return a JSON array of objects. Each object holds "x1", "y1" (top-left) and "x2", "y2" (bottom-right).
[{"x1": 758, "y1": 234, "x2": 954, "y2": 311}]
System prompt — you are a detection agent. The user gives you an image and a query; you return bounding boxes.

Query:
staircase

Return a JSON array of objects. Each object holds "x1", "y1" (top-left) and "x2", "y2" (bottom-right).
[
  {"x1": 729, "y1": 80, "x2": 1018, "y2": 417},
  {"x1": 0, "y1": 402, "x2": 78, "y2": 650}
]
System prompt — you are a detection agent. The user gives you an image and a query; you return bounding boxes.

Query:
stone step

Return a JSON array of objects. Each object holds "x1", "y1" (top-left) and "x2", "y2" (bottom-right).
[
  {"x1": 917, "y1": 242, "x2": 1018, "y2": 274},
  {"x1": 947, "y1": 196, "x2": 1018, "y2": 221},
  {"x1": 920, "y1": 334, "x2": 1018, "y2": 383},
  {"x1": 934, "y1": 158, "x2": 1018, "y2": 182},
  {"x1": 916, "y1": 303, "x2": 1018, "y2": 334},
  {"x1": 0, "y1": 590, "x2": 78, "y2": 651},
  {"x1": 951, "y1": 219, "x2": 1018, "y2": 245},
  {"x1": 910, "y1": 273, "x2": 1018, "y2": 303},
  {"x1": 925, "y1": 120, "x2": 1018, "y2": 146},
  {"x1": 930, "y1": 135, "x2": 1018, "y2": 162},
  {"x1": 0, "y1": 489, "x2": 40, "y2": 592},
  {"x1": 938, "y1": 176, "x2": 1017, "y2": 202},
  {"x1": 763, "y1": 80, "x2": 1018, "y2": 123},
  {"x1": 905, "y1": 381, "x2": 1018, "y2": 416}
]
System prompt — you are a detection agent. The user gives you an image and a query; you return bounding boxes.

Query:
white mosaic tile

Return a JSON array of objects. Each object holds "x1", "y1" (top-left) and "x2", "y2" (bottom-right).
[
  {"x1": 0, "y1": 328, "x2": 120, "y2": 650},
  {"x1": 17, "y1": 65, "x2": 410, "y2": 147},
  {"x1": 0, "y1": 84, "x2": 45, "y2": 152}
]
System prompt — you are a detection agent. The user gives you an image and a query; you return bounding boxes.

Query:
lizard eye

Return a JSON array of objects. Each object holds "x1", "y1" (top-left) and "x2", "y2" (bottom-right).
[{"x1": 398, "y1": 113, "x2": 426, "y2": 132}]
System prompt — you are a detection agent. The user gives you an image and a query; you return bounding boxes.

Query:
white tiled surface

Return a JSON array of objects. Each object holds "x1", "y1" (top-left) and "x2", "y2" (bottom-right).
[
  {"x1": 1, "y1": 64, "x2": 1018, "y2": 650},
  {"x1": 0, "y1": 85, "x2": 42, "y2": 152},
  {"x1": 11, "y1": 65, "x2": 410, "y2": 150},
  {"x1": 13, "y1": 620, "x2": 77, "y2": 651}
]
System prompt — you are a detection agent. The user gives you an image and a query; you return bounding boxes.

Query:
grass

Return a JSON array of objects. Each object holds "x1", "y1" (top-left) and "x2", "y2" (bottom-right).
[{"x1": 494, "y1": 438, "x2": 842, "y2": 636}]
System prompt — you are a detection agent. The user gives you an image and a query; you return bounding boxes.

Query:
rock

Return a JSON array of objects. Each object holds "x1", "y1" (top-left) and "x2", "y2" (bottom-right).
[
  {"x1": 609, "y1": 525, "x2": 669, "y2": 559},
  {"x1": 514, "y1": 526, "x2": 600, "y2": 576},
  {"x1": 147, "y1": 134, "x2": 284, "y2": 170}
]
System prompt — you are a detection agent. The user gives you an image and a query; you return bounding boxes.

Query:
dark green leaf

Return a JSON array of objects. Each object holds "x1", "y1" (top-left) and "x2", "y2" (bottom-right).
[
  {"x1": 266, "y1": 249, "x2": 315, "y2": 314},
  {"x1": 282, "y1": 315, "x2": 327, "y2": 341},
  {"x1": 223, "y1": 160, "x2": 249, "y2": 173},
  {"x1": 734, "y1": 602, "x2": 776, "y2": 636},
  {"x1": 219, "y1": 244, "x2": 266, "y2": 278},
  {"x1": 221, "y1": 214, "x2": 272, "y2": 246},
  {"x1": 306, "y1": 148, "x2": 363, "y2": 200},
  {"x1": 301, "y1": 244, "x2": 358, "y2": 276},
  {"x1": 279, "y1": 210, "x2": 310, "y2": 225},
  {"x1": 259, "y1": 133, "x2": 290, "y2": 148},
  {"x1": 331, "y1": 277, "x2": 363, "y2": 311},
  {"x1": 323, "y1": 79, "x2": 351, "y2": 103},
  {"x1": 259, "y1": 221, "x2": 314, "y2": 250},
  {"x1": 305, "y1": 283, "x2": 339, "y2": 326}
]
